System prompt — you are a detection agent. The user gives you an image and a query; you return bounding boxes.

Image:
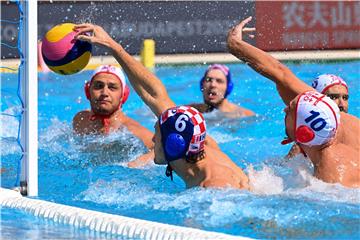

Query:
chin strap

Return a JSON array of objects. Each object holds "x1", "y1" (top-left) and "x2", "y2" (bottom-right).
[
  {"x1": 299, "y1": 146, "x2": 307, "y2": 158},
  {"x1": 89, "y1": 114, "x2": 111, "y2": 134},
  {"x1": 165, "y1": 164, "x2": 173, "y2": 181},
  {"x1": 206, "y1": 104, "x2": 215, "y2": 112},
  {"x1": 206, "y1": 96, "x2": 225, "y2": 112}
]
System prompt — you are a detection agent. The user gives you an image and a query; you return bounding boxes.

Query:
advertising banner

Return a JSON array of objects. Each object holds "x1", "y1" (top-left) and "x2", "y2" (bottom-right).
[
  {"x1": 2, "y1": 1, "x2": 358, "y2": 59},
  {"x1": 256, "y1": 1, "x2": 360, "y2": 51},
  {"x1": 1, "y1": 1, "x2": 255, "y2": 58}
]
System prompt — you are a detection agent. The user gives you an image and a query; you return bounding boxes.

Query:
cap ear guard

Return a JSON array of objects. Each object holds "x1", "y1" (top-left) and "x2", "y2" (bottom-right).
[
  {"x1": 122, "y1": 85, "x2": 130, "y2": 104},
  {"x1": 165, "y1": 133, "x2": 186, "y2": 159},
  {"x1": 84, "y1": 81, "x2": 91, "y2": 100},
  {"x1": 295, "y1": 125, "x2": 315, "y2": 143},
  {"x1": 200, "y1": 76, "x2": 205, "y2": 92},
  {"x1": 224, "y1": 71, "x2": 233, "y2": 98},
  {"x1": 160, "y1": 112, "x2": 193, "y2": 162}
]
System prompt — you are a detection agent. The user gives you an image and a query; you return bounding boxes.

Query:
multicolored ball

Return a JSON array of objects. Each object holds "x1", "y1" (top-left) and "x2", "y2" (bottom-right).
[{"x1": 41, "y1": 23, "x2": 92, "y2": 75}]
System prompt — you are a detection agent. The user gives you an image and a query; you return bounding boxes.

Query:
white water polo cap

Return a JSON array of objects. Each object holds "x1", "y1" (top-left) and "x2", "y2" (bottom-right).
[
  {"x1": 312, "y1": 74, "x2": 348, "y2": 94},
  {"x1": 85, "y1": 65, "x2": 130, "y2": 105},
  {"x1": 294, "y1": 91, "x2": 340, "y2": 146}
]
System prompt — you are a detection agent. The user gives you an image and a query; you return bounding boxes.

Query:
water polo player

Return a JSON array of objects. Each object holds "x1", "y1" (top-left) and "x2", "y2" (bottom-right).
[
  {"x1": 72, "y1": 65, "x2": 154, "y2": 148},
  {"x1": 227, "y1": 17, "x2": 359, "y2": 187},
  {"x1": 74, "y1": 23, "x2": 249, "y2": 189},
  {"x1": 287, "y1": 74, "x2": 350, "y2": 158},
  {"x1": 189, "y1": 64, "x2": 254, "y2": 117},
  {"x1": 312, "y1": 74, "x2": 349, "y2": 113}
]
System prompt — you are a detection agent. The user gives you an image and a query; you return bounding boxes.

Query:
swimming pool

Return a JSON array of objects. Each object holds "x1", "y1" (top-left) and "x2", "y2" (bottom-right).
[{"x1": 1, "y1": 60, "x2": 360, "y2": 239}]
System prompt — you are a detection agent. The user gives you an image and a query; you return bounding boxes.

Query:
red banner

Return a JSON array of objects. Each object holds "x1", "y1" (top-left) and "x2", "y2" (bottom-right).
[{"x1": 255, "y1": 1, "x2": 360, "y2": 50}]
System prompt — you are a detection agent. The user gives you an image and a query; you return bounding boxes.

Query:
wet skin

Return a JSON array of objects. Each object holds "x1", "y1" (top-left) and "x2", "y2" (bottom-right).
[
  {"x1": 202, "y1": 69, "x2": 227, "y2": 107},
  {"x1": 323, "y1": 85, "x2": 348, "y2": 113},
  {"x1": 89, "y1": 72, "x2": 123, "y2": 115}
]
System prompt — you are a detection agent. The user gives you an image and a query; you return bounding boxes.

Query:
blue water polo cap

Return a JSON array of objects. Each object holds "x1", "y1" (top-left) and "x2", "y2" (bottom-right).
[
  {"x1": 159, "y1": 106, "x2": 207, "y2": 162},
  {"x1": 200, "y1": 64, "x2": 233, "y2": 98}
]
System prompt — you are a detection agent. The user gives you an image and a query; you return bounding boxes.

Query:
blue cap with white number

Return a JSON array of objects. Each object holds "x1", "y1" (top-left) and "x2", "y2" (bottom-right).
[{"x1": 159, "y1": 106, "x2": 206, "y2": 162}]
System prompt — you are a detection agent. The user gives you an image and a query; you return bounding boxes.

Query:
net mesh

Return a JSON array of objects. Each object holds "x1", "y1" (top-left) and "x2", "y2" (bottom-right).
[{"x1": 0, "y1": 0, "x2": 25, "y2": 188}]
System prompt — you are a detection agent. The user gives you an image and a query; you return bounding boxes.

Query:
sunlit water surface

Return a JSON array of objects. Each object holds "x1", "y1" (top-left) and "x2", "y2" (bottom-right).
[{"x1": 1, "y1": 60, "x2": 360, "y2": 239}]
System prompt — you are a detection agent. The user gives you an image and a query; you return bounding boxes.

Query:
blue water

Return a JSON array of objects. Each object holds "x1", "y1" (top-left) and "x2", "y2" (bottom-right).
[{"x1": 1, "y1": 60, "x2": 360, "y2": 239}]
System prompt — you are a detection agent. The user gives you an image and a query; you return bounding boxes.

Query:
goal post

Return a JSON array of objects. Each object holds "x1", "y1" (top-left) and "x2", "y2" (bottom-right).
[{"x1": 20, "y1": 0, "x2": 38, "y2": 196}]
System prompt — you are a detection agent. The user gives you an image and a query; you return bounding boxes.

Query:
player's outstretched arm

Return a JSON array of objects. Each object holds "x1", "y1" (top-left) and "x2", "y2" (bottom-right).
[
  {"x1": 227, "y1": 17, "x2": 312, "y2": 104},
  {"x1": 74, "y1": 23, "x2": 175, "y2": 116}
]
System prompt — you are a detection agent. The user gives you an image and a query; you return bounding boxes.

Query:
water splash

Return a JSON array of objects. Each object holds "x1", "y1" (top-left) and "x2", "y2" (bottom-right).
[
  {"x1": 0, "y1": 108, "x2": 21, "y2": 139},
  {"x1": 39, "y1": 118, "x2": 148, "y2": 169},
  {"x1": 207, "y1": 130, "x2": 241, "y2": 144},
  {"x1": 78, "y1": 1, "x2": 98, "y2": 23},
  {"x1": 248, "y1": 165, "x2": 284, "y2": 195}
]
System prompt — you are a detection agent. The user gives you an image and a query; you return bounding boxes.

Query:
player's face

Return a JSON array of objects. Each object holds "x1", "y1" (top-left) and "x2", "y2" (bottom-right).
[
  {"x1": 202, "y1": 69, "x2": 227, "y2": 107},
  {"x1": 90, "y1": 73, "x2": 122, "y2": 115},
  {"x1": 323, "y1": 85, "x2": 348, "y2": 113}
]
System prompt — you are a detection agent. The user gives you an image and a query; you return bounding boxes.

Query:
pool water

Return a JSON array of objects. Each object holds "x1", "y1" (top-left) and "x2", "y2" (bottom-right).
[
  {"x1": 0, "y1": 206, "x2": 120, "y2": 240},
  {"x1": 1, "y1": 60, "x2": 360, "y2": 239}
]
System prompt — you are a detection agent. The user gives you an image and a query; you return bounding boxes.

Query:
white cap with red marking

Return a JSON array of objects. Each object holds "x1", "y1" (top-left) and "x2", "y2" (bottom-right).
[
  {"x1": 312, "y1": 74, "x2": 348, "y2": 94},
  {"x1": 294, "y1": 91, "x2": 340, "y2": 146},
  {"x1": 85, "y1": 65, "x2": 130, "y2": 106}
]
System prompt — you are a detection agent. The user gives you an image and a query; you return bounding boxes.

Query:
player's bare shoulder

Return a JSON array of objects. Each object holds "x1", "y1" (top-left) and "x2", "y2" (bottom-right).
[
  {"x1": 338, "y1": 112, "x2": 360, "y2": 149},
  {"x1": 188, "y1": 103, "x2": 210, "y2": 113},
  {"x1": 72, "y1": 110, "x2": 92, "y2": 134}
]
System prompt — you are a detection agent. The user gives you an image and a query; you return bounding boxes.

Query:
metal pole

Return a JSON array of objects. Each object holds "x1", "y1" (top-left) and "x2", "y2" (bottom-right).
[{"x1": 20, "y1": 0, "x2": 38, "y2": 196}]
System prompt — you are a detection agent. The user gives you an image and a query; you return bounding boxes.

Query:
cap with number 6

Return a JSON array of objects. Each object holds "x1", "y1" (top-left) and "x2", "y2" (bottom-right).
[{"x1": 159, "y1": 106, "x2": 206, "y2": 162}]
